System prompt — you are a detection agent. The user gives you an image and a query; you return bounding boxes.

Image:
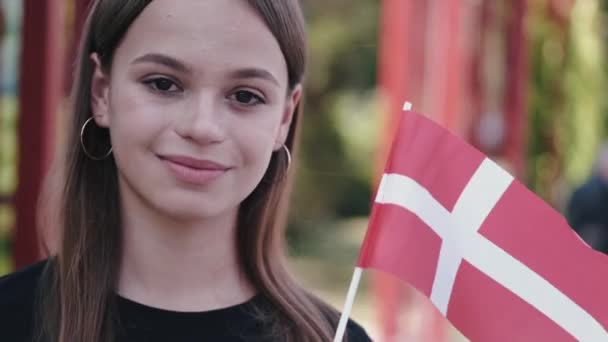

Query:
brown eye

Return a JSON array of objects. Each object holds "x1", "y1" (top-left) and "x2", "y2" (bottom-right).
[
  {"x1": 143, "y1": 77, "x2": 182, "y2": 94},
  {"x1": 231, "y1": 90, "x2": 265, "y2": 106}
]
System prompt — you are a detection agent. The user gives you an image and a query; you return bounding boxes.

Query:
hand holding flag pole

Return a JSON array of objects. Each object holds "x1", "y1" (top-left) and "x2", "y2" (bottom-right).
[{"x1": 334, "y1": 101, "x2": 608, "y2": 341}]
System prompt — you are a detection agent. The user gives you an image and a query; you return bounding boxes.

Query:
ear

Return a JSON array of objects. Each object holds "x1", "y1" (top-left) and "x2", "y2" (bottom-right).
[
  {"x1": 274, "y1": 84, "x2": 302, "y2": 150},
  {"x1": 90, "y1": 53, "x2": 111, "y2": 128}
]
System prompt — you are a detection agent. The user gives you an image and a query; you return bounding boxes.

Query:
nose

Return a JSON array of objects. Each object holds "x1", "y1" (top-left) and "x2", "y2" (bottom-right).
[{"x1": 175, "y1": 92, "x2": 225, "y2": 144}]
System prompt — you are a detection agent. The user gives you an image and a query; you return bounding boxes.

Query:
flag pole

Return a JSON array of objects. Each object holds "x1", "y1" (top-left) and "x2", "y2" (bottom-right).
[
  {"x1": 333, "y1": 267, "x2": 364, "y2": 342},
  {"x1": 403, "y1": 101, "x2": 413, "y2": 111}
]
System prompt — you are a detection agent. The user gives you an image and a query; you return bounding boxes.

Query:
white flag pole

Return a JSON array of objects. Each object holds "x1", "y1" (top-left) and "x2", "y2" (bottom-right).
[
  {"x1": 403, "y1": 101, "x2": 413, "y2": 111},
  {"x1": 333, "y1": 267, "x2": 363, "y2": 342}
]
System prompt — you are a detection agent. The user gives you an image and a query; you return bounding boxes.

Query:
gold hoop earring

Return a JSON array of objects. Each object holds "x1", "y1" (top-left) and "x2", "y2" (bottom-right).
[
  {"x1": 80, "y1": 117, "x2": 112, "y2": 160},
  {"x1": 282, "y1": 144, "x2": 291, "y2": 172}
]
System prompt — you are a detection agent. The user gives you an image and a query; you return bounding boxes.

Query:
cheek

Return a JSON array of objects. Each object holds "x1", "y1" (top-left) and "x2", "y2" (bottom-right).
[
  {"x1": 108, "y1": 86, "x2": 168, "y2": 149},
  {"x1": 107, "y1": 114, "x2": 157, "y2": 182},
  {"x1": 234, "y1": 114, "x2": 281, "y2": 165}
]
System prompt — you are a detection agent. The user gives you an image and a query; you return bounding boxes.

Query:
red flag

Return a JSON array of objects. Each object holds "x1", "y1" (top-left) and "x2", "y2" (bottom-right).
[{"x1": 358, "y1": 110, "x2": 608, "y2": 341}]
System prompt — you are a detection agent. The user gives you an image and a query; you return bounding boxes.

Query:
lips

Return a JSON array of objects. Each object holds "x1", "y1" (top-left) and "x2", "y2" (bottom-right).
[
  {"x1": 158, "y1": 155, "x2": 230, "y2": 185},
  {"x1": 160, "y1": 155, "x2": 229, "y2": 170}
]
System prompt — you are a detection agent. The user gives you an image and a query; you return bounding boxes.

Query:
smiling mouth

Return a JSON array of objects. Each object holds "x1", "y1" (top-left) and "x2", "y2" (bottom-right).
[{"x1": 158, "y1": 155, "x2": 230, "y2": 185}]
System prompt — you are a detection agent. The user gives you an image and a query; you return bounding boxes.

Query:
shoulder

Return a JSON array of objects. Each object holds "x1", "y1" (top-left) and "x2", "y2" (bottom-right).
[
  {"x1": 0, "y1": 259, "x2": 47, "y2": 304},
  {"x1": 0, "y1": 259, "x2": 48, "y2": 339},
  {"x1": 572, "y1": 177, "x2": 605, "y2": 202},
  {"x1": 345, "y1": 318, "x2": 373, "y2": 341},
  {"x1": 264, "y1": 291, "x2": 373, "y2": 341},
  {"x1": 303, "y1": 292, "x2": 373, "y2": 341}
]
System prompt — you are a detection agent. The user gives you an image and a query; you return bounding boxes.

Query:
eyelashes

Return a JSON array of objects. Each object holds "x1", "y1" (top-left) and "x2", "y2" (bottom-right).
[
  {"x1": 228, "y1": 90, "x2": 266, "y2": 106},
  {"x1": 142, "y1": 76, "x2": 183, "y2": 95},
  {"x1": 141, "y1": 76, "x2": 267, "y2": 107}
]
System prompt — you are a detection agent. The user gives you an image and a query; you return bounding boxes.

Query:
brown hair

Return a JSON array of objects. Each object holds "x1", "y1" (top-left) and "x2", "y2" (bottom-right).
[{"x1": 36, "y1": 0, "x2": 341, "y2": 341}]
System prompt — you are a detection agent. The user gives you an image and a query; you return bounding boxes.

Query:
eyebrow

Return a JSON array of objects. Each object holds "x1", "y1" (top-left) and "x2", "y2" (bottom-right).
[
  {"x1": 131, "y1": 53, "x2": 191, "y2": 73},
  {"x1": 228, "y1": 68, "x2": 280, "y2": 87},
  {"x1": 131, "y1": 53, "x2": 280, "y2": 86}
]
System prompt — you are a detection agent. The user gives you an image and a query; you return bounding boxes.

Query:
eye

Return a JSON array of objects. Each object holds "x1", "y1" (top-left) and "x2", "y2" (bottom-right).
[
  {"x1": 142, "y1": 77, "x2": 182, "y2": 94},
  {"x1": 229, "y1": 90, "x2": 265, "y2": 106}
]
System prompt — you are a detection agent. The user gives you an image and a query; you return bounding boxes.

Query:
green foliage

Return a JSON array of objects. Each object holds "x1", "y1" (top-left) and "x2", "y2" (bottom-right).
[
  {"x1": 527, "y1": 0, "x2": 607, "y2": 207},
  {"x1": 0, "y1": 96, "x2": 17, "y2": 195},
  {"x1": 290, "y1": 0, "x2": 379, "y2": 228},
  {"x1": 0, "y1": 96, "x2": 17, "y2": 274},
  {"x1": 562, "y1": 1, "x2": 607, "y2": 185}
]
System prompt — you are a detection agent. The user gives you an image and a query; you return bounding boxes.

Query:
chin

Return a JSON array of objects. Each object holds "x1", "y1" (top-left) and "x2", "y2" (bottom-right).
[{"x1": 154, "y1": 193, "x2": 237, "y2": 222}]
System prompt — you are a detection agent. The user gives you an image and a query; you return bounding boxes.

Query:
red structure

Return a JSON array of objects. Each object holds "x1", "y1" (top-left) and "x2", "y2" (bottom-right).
[
  {"x1": 13, "y1": 0, "x2": 65, "y2": 268},
  {"x1": 374, "y1": 0, "x2": 529, "y2": 339},
  {"x1": 12, "y1": 0, "x2": 93, "y2": 268}
]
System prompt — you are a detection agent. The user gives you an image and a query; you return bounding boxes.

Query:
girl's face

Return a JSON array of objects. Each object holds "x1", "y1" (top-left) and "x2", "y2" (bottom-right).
[{"x1": 91, "y1": 0, "x2": 301, "y2": 221}]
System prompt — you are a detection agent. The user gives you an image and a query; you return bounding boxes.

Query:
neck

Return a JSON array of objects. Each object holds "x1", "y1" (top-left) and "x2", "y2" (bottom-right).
[{"x1": 116, "y1": 181, "x2": 255, "y2": 312}]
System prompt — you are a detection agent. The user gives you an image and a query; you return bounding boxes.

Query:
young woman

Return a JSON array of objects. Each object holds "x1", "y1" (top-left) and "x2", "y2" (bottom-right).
[{"x1": 0, "y1": 0, "x2": 371, "y2": 341}]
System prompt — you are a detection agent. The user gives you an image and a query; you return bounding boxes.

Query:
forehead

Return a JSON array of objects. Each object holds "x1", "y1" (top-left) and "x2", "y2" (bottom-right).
[{"x1": 113, "y1": 0, "x2": 287, "y2": 82}]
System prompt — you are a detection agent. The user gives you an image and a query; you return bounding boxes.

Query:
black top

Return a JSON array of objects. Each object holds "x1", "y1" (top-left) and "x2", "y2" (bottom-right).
[{"x1": 0, "y1": 260, "x2": 371, "y2": 342}]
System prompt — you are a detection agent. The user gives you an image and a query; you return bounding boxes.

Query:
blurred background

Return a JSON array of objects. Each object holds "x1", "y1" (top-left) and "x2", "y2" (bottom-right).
[{"x1": 2, "y1": 0, "x2": 608, "y2": 341}]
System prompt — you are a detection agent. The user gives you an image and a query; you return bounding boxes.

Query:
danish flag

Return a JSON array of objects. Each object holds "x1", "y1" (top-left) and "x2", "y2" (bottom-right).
[{"x1": 340, "y1": 109, "x2": 608, "y2": 341}]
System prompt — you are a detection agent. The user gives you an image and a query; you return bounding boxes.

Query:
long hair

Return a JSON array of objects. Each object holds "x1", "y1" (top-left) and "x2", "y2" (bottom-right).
[{"x1": 36, "y1": 1, "x2": 340, "y2": 341}]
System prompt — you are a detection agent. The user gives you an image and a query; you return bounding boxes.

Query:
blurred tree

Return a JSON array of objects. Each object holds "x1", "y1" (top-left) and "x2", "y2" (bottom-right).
[
  {"x1": 289, "y1": 0, "x2": 379, "y2": 232},
  {"x1": 527, "y1": 0, "x2": 607, "y2": 208},
  {"x1": 562, "y1": 1, "x2": 606, "y2": 188}
]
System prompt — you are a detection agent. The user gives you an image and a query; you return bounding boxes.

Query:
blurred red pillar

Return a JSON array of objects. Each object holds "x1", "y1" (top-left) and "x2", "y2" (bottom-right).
[
  {"x1": 374, "y1": 0, "x2": 465, "y2": 340},
  {"x1": 13, "y1": 0, "x2": 65, "y2": 268},
  {"x1": 372, "y1": 0, "x2": 474, "y2": 342},
  {"x1": 468, "y1": 0, "x2": 529, "y2": 178},
  {"x1": 373, "y1": 0, "x2": 529, "y2": 340},
  {"x1": 421, "y1": 0, "x2": 464, "y2": 131},
  {"x1": 373, "y1": 1, "x2": 418, "y2": 338},
  {"x1": 503, "y1": 0, "x2": 529, "y2": 178}
]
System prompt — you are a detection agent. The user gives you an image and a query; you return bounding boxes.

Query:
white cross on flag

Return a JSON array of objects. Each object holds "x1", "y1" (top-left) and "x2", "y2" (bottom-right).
[{"x1": 357, "y1": 110, "x2": 608, "y2": 341}]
